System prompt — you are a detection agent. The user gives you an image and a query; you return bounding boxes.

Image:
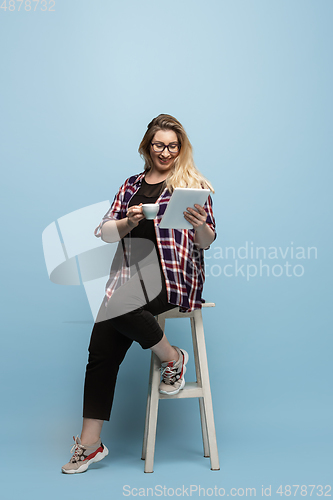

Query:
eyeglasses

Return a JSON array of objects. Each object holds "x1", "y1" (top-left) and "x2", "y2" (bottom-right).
[{"x1": 151, "y1": 142, "x2": 180, "y2": 154}]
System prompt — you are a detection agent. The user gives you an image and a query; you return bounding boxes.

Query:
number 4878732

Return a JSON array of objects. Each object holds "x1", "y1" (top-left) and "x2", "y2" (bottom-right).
[{"x1": 0, "y1": 1, "x2": 56, "y2": 11}]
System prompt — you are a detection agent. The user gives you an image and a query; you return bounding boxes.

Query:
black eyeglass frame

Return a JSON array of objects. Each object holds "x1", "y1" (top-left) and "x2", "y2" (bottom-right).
[{"x1": 150, "y1": 142, "x2": 181, "y2": 154}]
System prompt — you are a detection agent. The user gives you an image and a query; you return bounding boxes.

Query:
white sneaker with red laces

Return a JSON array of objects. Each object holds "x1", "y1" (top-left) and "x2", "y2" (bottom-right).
[
  {"x1": 61, "y1": 436, "x2": 109, "y2": 474},
  {"x1": 159, "y1": 346, "x2": 189, "y2": 396}
]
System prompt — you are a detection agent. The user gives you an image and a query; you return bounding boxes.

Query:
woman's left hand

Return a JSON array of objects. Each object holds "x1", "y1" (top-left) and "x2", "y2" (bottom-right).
[{"x1": 184, "y1": 204, "x2": 207, "y2": 231}]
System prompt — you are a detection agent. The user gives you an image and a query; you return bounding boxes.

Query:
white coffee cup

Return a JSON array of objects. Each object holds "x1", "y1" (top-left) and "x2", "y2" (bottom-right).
[{"x1": 142, "y1": 203, "x2": 159, "y2": 220}]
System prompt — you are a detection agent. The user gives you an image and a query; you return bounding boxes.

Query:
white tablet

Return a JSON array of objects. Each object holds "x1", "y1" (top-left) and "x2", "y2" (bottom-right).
[{"x1": 159, "y1": 188, "x2": 211, "y2": 229}]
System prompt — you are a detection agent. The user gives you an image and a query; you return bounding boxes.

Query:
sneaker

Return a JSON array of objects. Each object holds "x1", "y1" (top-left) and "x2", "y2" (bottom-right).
[
  {"x1": 159, "y1": 346, "x2": 189, "y2": 396},
  {"x1": 61, "y1": 435, "x2": 109, "y2": 474}
]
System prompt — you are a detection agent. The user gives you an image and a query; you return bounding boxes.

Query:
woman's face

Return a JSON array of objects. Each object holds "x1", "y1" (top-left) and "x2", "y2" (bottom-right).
[{"x1": 150, "y1": 129, "x2": 180, "y2": 173}]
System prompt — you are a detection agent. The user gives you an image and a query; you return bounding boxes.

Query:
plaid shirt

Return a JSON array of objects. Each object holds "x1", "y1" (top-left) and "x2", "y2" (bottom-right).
[{"x1": 94, "y1": 172, "x2": 216, "y2": 312}]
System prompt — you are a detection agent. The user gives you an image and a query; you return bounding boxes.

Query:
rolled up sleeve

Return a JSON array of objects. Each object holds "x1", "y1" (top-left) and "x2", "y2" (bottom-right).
[
  {"x1": 203, "y1": 194, "x2": 217, "y2": 245},
  {"x1": 94, "y1": 184, "x2": 125, "y2": 238}
]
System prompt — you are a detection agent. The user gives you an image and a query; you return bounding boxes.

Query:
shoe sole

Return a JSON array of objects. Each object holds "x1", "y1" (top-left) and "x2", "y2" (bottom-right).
[
  {"x1": 159, "y1": 349, "x2": 189, "y2": 396},
  {"x1": 61, "y1": 445, "x2": 109, "y2": 474}
]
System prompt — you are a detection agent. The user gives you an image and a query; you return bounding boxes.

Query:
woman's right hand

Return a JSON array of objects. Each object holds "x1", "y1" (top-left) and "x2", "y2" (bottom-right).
[{"x1": 126, "y1": 203, "x2": 145, "y2": 229}]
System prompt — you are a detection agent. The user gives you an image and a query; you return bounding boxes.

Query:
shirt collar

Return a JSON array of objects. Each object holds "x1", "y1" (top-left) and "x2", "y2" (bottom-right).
[{"x1": 132, "y1": 172, "x2": 146, "y2": 186}]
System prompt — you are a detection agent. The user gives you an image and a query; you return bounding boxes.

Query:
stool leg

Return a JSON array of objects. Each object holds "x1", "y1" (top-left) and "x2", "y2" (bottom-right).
[
  {"x1": 144, "y1": 352, "x2": 161, "y2": 473},
  {"x1": 193, "y1": 310, "x2": 220, "y2": 471},
  {"x1": 142, "y1": 352, "x2": 154, "y2": 460},
  {"x1": 191, "y1": 317, "x2": 210, "y2": 458},
  {"x1": 198, "y1": 398, "x2": 210, "y2": 457}
]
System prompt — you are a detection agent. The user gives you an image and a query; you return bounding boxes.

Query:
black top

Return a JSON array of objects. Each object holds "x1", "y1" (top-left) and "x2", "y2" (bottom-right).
[
  {"x1": 107, "y1": 177, "x2": 167, "y2": 293},
  {"x1": 128, "y1": 177, "x2": 165, "y2": 243},
  {"x1": 125, "y1": 176, "x2": 166, "y2": 269}
]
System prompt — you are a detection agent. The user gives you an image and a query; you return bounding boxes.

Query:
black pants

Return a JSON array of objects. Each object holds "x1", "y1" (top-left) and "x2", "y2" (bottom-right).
[{"x1": 83, "y1": 272, "x2": 177, "y2": 421}]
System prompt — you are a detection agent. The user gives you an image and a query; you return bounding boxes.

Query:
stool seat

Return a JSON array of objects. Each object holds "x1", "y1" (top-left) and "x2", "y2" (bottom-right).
[{"x1": 141, "y1": 302, "x2": 220, "y2": 472}]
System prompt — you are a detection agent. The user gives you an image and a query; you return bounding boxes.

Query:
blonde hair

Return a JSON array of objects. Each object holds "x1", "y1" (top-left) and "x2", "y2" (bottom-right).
[{"x1": 138, "y1": 114, "x2": 215, "y2": 194}]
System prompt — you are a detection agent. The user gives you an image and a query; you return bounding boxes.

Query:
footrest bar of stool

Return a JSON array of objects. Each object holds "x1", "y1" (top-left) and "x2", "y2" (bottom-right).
[{"x1": 159, "y1": 382, "x2": 203, "y2": 399}]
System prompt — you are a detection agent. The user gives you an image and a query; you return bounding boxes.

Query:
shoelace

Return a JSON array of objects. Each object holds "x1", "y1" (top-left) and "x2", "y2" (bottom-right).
[
  {"x1": 161, "y1": 362, "x2": 179, "y2": 384},
  {"x1": 70, "y1": 436, "x2": 85, "y2": 462}
]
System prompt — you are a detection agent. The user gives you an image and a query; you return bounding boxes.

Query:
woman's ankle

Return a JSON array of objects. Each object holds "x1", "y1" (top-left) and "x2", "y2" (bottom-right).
[
  {"x1": 171, "y1": 347, "x2": 179, "y2": 362},
  {"x1": 81, "y1": 417, "x2": 104, "y2": 445},
  {"x1": 80, "y1": 434, "x2": 100, "y2": 446}
]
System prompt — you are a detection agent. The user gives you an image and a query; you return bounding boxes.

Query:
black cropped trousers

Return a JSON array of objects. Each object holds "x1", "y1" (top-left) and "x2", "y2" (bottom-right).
[{"x1": 83, "y1": 270, "x2": 177, "y2": 421}]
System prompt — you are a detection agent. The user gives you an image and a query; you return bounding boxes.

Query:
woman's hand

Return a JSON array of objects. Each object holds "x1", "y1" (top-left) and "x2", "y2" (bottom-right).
[
  {"x1": 126, "y1": 204, "x2": 145, "y2": 229},
  {"x1": 183, "y1": 204, "x2": 207, "y2": 231},
  {"x1": 102, "y1": 204, "x2": 145, "y2": 242},
  {"x1": 184, "y1": 204, "x2": 215, "y2": 249}
]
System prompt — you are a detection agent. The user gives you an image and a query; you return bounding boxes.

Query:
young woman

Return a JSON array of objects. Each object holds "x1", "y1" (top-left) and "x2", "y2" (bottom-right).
[{"x1": 61, "y1": 114, "x2": 216, "y2": 473}]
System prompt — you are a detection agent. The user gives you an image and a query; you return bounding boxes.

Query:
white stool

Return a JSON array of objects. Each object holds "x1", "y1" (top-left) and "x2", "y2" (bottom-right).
[{"x1": 141, "y1": 303, "x2": 220, "y2": 473}]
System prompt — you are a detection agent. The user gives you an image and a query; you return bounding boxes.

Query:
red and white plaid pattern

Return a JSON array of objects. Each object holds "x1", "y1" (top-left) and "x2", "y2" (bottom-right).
[{"x1": 94, "y1": 172, "x2": 217, "y2": 312}]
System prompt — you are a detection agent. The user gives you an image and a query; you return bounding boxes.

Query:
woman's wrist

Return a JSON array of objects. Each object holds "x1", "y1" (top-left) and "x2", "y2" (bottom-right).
[
  {"x1": 127, "y1": 216, "x2": 137, "y2": 229},
  {"x1": 194, "y1": 223, "x2": 215, "y2": 249},
  {"x1": 195, "y1": 222, "x2": 207, "y2": 232}
]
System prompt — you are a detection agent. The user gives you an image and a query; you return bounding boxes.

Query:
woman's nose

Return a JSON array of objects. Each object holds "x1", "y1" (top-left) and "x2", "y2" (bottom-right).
[{"x1": 161, "y1": 147, "x2": 170, "y2": 157}]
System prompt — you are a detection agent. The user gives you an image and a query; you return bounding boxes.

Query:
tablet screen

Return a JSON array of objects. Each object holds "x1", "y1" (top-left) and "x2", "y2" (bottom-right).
[{"x1": 158, "y1": 188, "x2": 211, "y2": 229}]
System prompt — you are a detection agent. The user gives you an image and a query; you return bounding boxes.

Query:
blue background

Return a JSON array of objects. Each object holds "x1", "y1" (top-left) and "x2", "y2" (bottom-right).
[{"x1": 1, "y1": 0, "x2": 332, "y2": 499}]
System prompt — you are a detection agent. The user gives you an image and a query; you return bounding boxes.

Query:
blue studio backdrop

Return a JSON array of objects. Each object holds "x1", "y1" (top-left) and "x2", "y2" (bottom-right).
[{"x1": 1, "y1": 1, "x2": 332, "y2": 499}]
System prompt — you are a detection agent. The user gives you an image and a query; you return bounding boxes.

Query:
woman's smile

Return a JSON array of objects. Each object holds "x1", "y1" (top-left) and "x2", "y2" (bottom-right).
[{"x1": 158, "y1": 156, "x2": 172, "y2": 165}]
